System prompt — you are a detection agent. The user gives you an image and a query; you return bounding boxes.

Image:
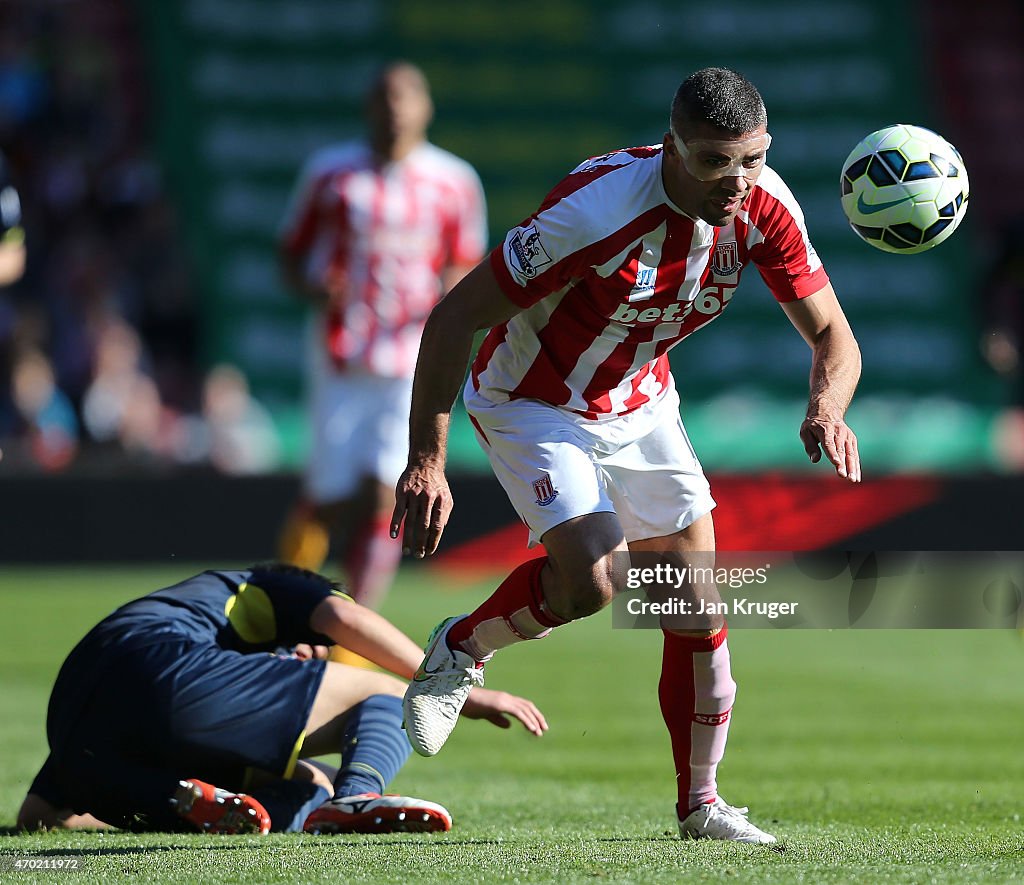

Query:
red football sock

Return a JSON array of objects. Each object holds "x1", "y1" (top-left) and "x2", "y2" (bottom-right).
[
  {"x1": 446, "y1": 557, "x2": 566, "y2": 661},
  {"x1": 658, "y1": 625, "x2": 736, "y2": 817}
]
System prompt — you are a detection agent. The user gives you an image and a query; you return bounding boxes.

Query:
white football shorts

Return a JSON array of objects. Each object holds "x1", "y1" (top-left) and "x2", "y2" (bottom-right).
[
  {"x1": 305, "y1": 366, "x2": 412, "y2": 503},
  {"x1": 464, "y1": 378, "x2": 716, "y2": 546}
]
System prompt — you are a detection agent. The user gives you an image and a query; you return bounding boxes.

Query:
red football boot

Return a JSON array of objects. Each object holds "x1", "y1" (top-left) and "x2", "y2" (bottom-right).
[
  {"x1": 171, "y1": 779, "x2": 271, "y2": 835},
  {"x1": 303, "y1": 792, "x2": 452, "y2": 834}
]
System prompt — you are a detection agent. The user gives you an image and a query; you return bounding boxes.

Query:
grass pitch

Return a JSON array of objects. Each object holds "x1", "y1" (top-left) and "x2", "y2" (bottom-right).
[{"x1": 0, "y1": 564, "x2": 1022, "y2": 883}]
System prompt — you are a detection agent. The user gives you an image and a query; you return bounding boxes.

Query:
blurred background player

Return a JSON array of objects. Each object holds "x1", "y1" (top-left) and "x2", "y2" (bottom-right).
[
  {"x1": 17, "y1": 563, "x2": 546, "y2": 834},
  {"x1": 277, "y1": 61, "x2": 488, "y2": 611},
  {"x1": 393, "y1": 68, "x2": 861, "y2": 845},
  {"x1": 980, "y1": 212, "x2": 1024, "y2": 469}
]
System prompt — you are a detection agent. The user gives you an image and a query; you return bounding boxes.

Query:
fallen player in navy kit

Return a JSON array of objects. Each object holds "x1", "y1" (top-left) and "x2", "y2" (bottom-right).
[{"x1": 17, "y1": 563, "x2": 546, "y2": 834}]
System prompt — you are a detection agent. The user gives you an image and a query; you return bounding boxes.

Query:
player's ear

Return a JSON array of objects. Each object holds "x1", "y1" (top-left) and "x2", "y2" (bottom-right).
[{"x1": 662, "y1": 132, "x2": 678, "y2": 157}]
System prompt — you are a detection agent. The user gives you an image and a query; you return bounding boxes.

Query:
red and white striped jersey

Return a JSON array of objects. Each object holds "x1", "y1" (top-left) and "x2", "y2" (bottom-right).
[
  {"x1": 281, "y1": 141, "x2": 487, "y2": 377},
  {"x1": 471, "y1": 145, "x2": 828, "y2": 419}
]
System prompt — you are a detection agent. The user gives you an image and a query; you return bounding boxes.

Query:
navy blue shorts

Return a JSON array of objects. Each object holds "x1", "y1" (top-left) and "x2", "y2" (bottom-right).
[{"x1": 48, "y1": 630, "x2": 326, "y2": 790}]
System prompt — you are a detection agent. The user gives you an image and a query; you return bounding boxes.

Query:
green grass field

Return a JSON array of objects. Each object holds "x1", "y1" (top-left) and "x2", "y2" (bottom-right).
[{"x1": 1, "y1": 565, "x2": 1022, "y2": 883}]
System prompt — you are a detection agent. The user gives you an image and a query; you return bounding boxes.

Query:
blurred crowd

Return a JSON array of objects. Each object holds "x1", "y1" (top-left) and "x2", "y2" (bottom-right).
[
  {"x1": 0, "y1": 0, "x2": 1020, "y2": 478},
  {"x1": 0, "y1": 0, "x2": 282, "y2": 475}
]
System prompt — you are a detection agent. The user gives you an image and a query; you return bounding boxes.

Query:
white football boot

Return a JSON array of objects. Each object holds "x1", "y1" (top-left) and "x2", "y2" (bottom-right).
[
  {"x1": 678, "y1": 797, "x2": 777, "y2": 845},
  {"x1": 403, "y1": 616, "x2": 484, "y2": 757}
]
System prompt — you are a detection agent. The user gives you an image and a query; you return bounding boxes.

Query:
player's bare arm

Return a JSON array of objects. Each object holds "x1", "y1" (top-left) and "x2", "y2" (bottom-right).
[
  {"x1": 290, "y1": 643, "x2": 332, "y2": 660},
  {"x1": 440, "y1": 261, "x2": 477, "y2": 296},
  {"x1": 309, "y1": 594, "x2": 547, "y2": 735},
  {"x1": 461, "y1": 687, "x2": 548, "y2": 736},
  {"x1": 391, "y1": 261, "x2": 522, "y2": 557},
  {"x1": 781, "y1": 283, "x2": 863, "y2": 483},
  {"x1": 17, "y1": 794, "x2": 111, "y2": 831},
  {"x1": 311, "y1": 594, "x2": 430, "y2": 678}
]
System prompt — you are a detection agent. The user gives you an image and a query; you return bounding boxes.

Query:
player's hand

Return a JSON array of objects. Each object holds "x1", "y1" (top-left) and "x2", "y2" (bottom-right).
[
  {"x1": 291, "y1": 643, "x2": 331, "y2": 660},
  {"x1": 800, "y1": 416, "x2": 861, "y2": 482},
  {"x1": 461, "y1": 687, "x2": 548, "y2": 737},
  {"x1": 323, "y1": 266, "x2": 350, "y2": 307},
  {"x1": 981, "y1": 328, "x2": 1019, "y2": 375},
  {"x1": 391, "y1": 461, "x2": 453, "y2": 558}
]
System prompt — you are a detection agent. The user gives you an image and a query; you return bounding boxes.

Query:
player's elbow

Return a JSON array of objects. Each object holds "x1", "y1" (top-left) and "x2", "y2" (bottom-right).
[
  {"x1": 835, "y1": 325, "x2": 863, "y2": 377},
  {"x1": 17, "y1": 793, "x2": 60, "y2": 831},
  {"x1": 309, "y1": 595, "x2": 355, "y2": 643},
  {"x1": 427, "y1": 290, "x2": 465, "y2": 326},
  {"x1": 422, "y1": 296, "x2": 475, "y2": 348},
  {"x1": 817, "y1": 319, "x2": 861, "y2": 363}
]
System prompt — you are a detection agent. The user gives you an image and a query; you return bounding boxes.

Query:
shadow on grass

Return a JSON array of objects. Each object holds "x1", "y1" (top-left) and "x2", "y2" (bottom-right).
[
  {"x1": 0, "y1": 832, "x2": 784, "y2": 854},
  {"x1": 0, "y1": 842, "x2": 262, "y2": 856}
]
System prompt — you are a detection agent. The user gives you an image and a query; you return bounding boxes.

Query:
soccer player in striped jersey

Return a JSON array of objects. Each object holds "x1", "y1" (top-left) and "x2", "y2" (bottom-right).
[
  {"x1": 278, "y1": 62, "x2": 487, "y2": 611},
  {"x1": 393, "y1": 68, "x2": 862, "y2": 845}
]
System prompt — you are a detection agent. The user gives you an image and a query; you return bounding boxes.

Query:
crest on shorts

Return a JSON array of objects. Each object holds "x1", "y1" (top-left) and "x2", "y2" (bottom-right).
[
  {"x1": 532, "y1": 473, "x2": 559, "y2": 507},
  {"x1": 711, "y1": 241, "x2": 741, "y2": 277}
]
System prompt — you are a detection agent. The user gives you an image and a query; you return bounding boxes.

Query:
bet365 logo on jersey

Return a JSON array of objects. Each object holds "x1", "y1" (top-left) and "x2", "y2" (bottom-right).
[{"x1": 610, "y1": 286, "x2": 734, "y2": 325}]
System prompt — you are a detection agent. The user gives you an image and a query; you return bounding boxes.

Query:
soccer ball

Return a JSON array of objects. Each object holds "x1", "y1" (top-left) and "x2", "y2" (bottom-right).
[{"x1": 840, "y1": 124, "x2": 969, "y2": 254}]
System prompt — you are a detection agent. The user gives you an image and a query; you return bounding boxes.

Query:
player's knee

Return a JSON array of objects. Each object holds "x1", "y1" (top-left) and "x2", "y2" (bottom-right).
[
  {"x1": 375, "y1": 675, "x2": 406, "y2": 698},
  {"x1": 315, "y1": 664, "x2": 405, "y2": 717},
  {"x1": 332, "y1": 667, "x2": 405, "y2": 699}
]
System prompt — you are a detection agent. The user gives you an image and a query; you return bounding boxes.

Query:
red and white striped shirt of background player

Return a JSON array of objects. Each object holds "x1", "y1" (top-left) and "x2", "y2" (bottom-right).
[
  {"x1": 280, "y1": 141, "x2": 488, "y2": 377},
  {"x1": 471, "y1": 145, "x2": 829, "y2": 420}
]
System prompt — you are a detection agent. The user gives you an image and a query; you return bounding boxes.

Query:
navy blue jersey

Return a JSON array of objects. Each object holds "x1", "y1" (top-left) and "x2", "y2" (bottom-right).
[
  {"x1": 86, "y1": 566, "x2": 346, "y2": 653},
  {"x1": 41, "y1": 566, "x2": 345, "y2": 813}
]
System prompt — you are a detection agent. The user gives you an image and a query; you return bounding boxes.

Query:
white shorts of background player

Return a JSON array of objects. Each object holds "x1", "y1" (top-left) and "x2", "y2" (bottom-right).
[{"x1": 306, "y1": 367, "x2": 413, "y2": 504}]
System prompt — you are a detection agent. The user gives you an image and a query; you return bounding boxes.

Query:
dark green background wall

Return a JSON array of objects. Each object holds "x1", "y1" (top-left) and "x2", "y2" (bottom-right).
[{"x1": 138, "y1": 0, "x2": 999, "y2": 472}]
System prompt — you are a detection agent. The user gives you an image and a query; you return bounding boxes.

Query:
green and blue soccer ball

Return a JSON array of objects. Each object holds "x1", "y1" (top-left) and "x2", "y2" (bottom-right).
[{"x1": 840, "y1": 123, "x2": 969, "y2": 254}]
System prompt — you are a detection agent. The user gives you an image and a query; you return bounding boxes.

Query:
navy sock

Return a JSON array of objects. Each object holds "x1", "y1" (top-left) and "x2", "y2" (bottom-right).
[
  {"x1": 249, "y1": 780, "x2": 331, "y2": 833},
  {"x1": 333, "y1": 694, "x2": 411, "y2": 798}
]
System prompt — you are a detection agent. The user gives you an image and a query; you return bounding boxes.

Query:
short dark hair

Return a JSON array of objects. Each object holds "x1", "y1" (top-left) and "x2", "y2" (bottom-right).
[
  {"x1": 670, "y1": 67, "x2": 766, "y2": 136},
  {"x1": 247, "y1": 561, "x2": 344, "y2": 596},
  {"x1": 370, "y1": 60, "x2": 430, "y2": 95}
]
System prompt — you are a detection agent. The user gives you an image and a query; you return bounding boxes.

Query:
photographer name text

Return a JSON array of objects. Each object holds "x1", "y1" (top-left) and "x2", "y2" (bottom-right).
[{"x1": 625, "y1": 597, "x2": 799, "y2": 619}]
